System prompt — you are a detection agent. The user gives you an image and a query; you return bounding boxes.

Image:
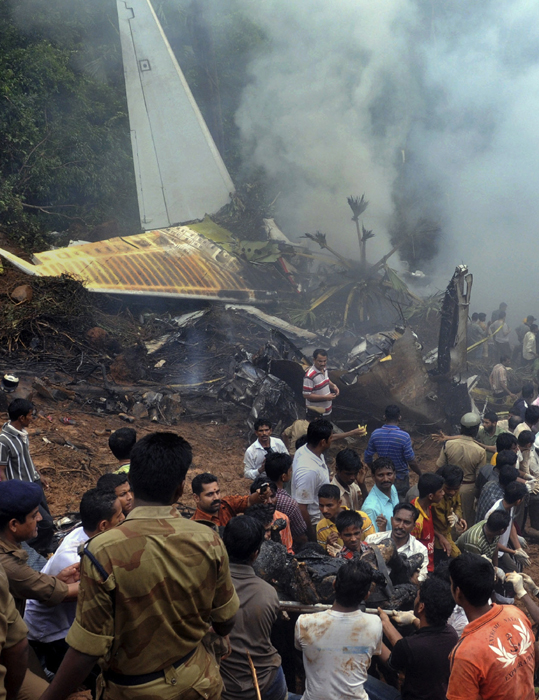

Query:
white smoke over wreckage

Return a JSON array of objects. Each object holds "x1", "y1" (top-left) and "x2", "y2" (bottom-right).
[{"x1": 230, "y1": 0, "x2": 539, "y2": 313}]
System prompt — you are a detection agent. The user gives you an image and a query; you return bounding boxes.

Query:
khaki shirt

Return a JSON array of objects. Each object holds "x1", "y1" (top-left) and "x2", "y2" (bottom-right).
[
  {"x1": 67, "y1": 505, "x2": 239, "y2": 676},
  {"x1": 432, "y1": 493, "x2": 463, "y2": 556},
  {"x1": 0, "y1": 564, "x2": 28, "y2": 700},
  {"x1": 0, "y1": 537, "x2": 68, "y2": 617},
  {"x1": 330, "y1": 476, "x2": 363, "y2": 512},
  {"x1": 436, "y1": 437, "x2": 486, "y2": 483},
  {"x1": 282, "y1": 420, "x2": 309, "y2": 455}
]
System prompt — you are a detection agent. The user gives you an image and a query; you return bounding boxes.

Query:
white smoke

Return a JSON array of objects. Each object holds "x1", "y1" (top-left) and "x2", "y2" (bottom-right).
[{"x1": 232, "y1": 0, "x2": 539, "y2": 319}]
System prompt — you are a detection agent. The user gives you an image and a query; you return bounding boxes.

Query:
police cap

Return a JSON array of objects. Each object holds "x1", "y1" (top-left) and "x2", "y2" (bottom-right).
[
  {"x1": 460, "y1": 412, "x2": 481, "y2": 428},
  {"x1": 0, "y1": 481, "x2": 42, "y2": 517}
]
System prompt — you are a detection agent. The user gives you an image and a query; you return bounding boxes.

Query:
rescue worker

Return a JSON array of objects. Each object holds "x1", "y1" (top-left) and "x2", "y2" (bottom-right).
[{"x1": 436, "y1": 413, "x2": 487, "y2": 526}]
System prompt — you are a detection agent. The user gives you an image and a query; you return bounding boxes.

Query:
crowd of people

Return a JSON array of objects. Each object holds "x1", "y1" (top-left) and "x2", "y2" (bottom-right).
[{"x1": 0, "y1": 344, "x2": 536, "y2": 700}]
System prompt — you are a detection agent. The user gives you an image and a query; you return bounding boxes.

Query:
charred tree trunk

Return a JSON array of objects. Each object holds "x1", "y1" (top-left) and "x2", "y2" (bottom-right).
[{"x1": 437, "y1": 266, "x2": 472, "y2": 376}]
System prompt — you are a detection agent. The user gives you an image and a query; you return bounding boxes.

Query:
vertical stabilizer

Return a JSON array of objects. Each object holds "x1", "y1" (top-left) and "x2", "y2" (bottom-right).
[{"x1": 117, "y1": 0, "x2": 234, "y2": 229}]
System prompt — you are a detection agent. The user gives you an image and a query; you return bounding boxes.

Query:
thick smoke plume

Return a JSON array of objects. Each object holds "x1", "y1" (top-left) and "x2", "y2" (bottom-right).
[{"x1": 232, "y1": 0, "x2": 539, "y2": 317}]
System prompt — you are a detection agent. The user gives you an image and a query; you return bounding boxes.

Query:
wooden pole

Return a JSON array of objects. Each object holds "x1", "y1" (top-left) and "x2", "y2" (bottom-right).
[{"x1": 247, "y1": 651, "x2": 262, "y2": 700}]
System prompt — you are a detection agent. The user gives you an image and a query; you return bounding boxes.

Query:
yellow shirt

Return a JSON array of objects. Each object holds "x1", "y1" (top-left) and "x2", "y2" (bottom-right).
[{"x1": 316, "y1": 509, "x2": 375, "y2": 550}]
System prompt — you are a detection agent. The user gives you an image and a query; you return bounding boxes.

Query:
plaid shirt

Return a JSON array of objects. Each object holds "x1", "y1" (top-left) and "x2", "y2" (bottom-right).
[
  {"x1": 275, "y1": 488, "x2": 307, "y2": 539},
  {"x1": 364, "y1": 425, "x2": 415, "y2": 476},
  {"x1": 475, "y1": 480, "x2": 503, "y2": 524}
]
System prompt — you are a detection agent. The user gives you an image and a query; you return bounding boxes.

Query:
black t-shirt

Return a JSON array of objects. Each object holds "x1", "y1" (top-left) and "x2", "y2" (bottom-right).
[{"x1": 389, "y1": 624, "x2": 458, "y2": 700}]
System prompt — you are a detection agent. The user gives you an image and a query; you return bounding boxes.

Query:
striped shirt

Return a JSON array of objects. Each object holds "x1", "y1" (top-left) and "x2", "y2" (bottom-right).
[
  {"x1": 275, "y1": 488, "x2": 307, "y2": 540},
  {"x1": 364, "y1": 425, "x2": 415, "y2": 476},
  {"x1": 455, "y1": 520, "x2": 499, "y2": 560},
  {"x1": 303, "y1": 366, "x2": 332, "y2": 414},
  {"x1": 0, "y1": 423, "x2": 39, "y2": 482}
]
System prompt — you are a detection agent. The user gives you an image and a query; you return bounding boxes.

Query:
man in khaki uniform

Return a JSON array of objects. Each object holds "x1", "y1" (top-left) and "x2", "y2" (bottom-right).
[
  {"x1": 436, "y1": 413, "x2": 487, "y2": 526},
  {"x1": 0, "y1": 564, "x2": 30, "y2": 699},
  {"x1": 0, "y1": 481, "x2": 79, "y2": 618},
  {"x1": 42, "y1": 432, "x2": 239, "y2": 700}
]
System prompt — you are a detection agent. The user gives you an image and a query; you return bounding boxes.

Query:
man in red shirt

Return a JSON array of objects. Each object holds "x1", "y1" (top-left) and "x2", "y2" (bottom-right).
[
  {"x1": 448, "y1": 552, "x2": 535, "y2": 700},
  {"x1": 191, "y1": 473, "x2": 269, "y2": 526},
  {"x1": 411, "y1": 473, "x2": 445, "y2": 572}
]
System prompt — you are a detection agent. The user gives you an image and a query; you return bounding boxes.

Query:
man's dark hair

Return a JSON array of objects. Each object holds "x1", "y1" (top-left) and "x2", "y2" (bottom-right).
[
  {"x1": 108, "y1": 428, "x2": 137, "y2": 461},
  {"x1": 244, "y1": 503, "x2": 274, "y2": 526},
  {"x1": 223, "y1": 516, "x2": 265, "y2": 564},
  {"x1": 495, "y1": 449, "x2": 518, "y2": 470},
  {"x1": 129, "y1": 432, "x2": 192, "y2": 504},
  {"x1": 524, "y1": 405, "x2": 539, "y2": 426},
  {"x1": 478, "y1": 313, "x2": 486, "y2": 321},
  {"x1": 7, "y1": 399, "x2": 33, "y2": 422},
  {"x1": 486, "y1": 509, "x2": 511, "y2": 532},
  {"x1": 498, "y1": 464, "x2": 519, "y2": 488},
  {"x1": 521, "y1": 382, "x2": 535, "y2": 400},
  {"x1": 417, "y1": 473, "x2": 444, "y2": 499},
  {"x1": 307, "y1": 419, "x2": 333, "y2": 447},
  {"x1": 449, "y1": 552, "x2": 494, "y2": 607},
  {"x1": 370, "y1": 457, "x2": 395, "y2": 476},
  {"x1": 96, "y1": 473, "x2": 129, "y2": 492},
  {"x1": 431, "y1": 559, "x2": 451, "y2": 584},
  {"x1": 254, "y1": 418, "x2": 272, "y2": 431},
  {"x1": 334, "y1": 560, "x2": 372, "y2": 607},
  {"x1": 419, "y1": 577, "x2": 455, "y2": 627},
  {"x1": 295, "y1": 435, "x2": 309, "y2": 451},
  {"x1": 436, "y1": 464, "x2": 464, "y2": 488},
  {"x1": 249, "y1": 477, "x2": 277, "y2": 495},
  {"x1": 80, "y1": 488, "x2": 119, "y2": 532},
  {"x1": 318, "y1": 484, "x2": 341, "y2": 501},
  {"x1": 509, "y1": 415, "x2": 523, "y2": 431},
  {"x1": 335, "y1": 509, "x2": 363, "y2": 534},
  {"x1": 393, "y1": 502, "x2": 419, "y2": 521},
  {"x1": 191, "y1": 473, "x2": 218, "y2": 496},
  {"x1": 495, "y1": 432, "x2": 517, "y2": 452},
  {"x1": 504, "y1": 480, "x2": 527, "y2": 505},
  {"x1": 335, "y1": 448, "x2": 362, "y2": 474},
  {"x1": 483, "y1": 411, "x2": 498, "y2": 423},
  {"x1": 265, "y1": 453, "x2": 293, "y2": 482},
  {"x1": 518, "y1": 430, "x2": 534, "y2": 448},
  {"x1": 471, "y1": 313, "x2": 479, "y2": 321},
  {"x1": 384, "y1": 405, "x2": 401, "y2": 422},
  {"x1": 313, "y1": 348, "x2": 328, "y2": 359}
]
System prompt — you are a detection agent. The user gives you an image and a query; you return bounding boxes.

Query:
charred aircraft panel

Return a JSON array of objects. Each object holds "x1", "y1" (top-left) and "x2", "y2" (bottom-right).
[{"x1": 0, "y1": 227, "x2": 277, "y2": 303}]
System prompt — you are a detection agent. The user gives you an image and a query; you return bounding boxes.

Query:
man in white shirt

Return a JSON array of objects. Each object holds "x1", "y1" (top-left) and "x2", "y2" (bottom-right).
[
  {"x1": 291, "y1": 419, "x2": 332, "y2": 540},
  {"x1": 485, "y1": 481, "x2": 528, "y2": 575},
  {"x1": 366, "y1": 502, "x2": 429, "y2": 582},
  {"x1": 523, "y1": 324, "x2": 538, "y2": 364},
  {"x1": 243, "y1": 418, "x2": 288, "y2": 480},
  {"x1": 25, "y1": 487, "x2": 124, "y2": 673},
  {"x1": 294, "y1": 559, "x2": 382, "y2": 700}
]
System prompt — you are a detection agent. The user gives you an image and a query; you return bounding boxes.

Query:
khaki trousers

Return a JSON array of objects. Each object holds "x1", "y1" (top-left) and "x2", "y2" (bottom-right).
[{"x1": 460, "y1": 482, "x2": 476, "y2": 526}]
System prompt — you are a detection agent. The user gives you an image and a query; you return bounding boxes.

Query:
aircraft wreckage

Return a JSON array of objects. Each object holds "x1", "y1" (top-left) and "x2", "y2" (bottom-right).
[{"x1": 0, "y1": 0, "x2": 474, "y2": 430}]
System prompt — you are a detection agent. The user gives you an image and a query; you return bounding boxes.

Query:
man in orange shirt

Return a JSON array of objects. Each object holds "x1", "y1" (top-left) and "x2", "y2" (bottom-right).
[
  {"x1": 191, "y1": 473, "x2": 269, "y2": 526},
  {"x1": 448, "y1": 552, "x2": 535, "y2": 700},
  {"x1": 411, "y1": 473, "x2": 445, "y2": 572}
]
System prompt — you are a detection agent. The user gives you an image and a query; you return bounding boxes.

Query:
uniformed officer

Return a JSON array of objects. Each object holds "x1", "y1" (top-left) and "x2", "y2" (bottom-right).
[
  {"x1": 0, "y1": 481, "x2": 79, "y2": 617},
  {"x1": 0, "y1": 563, "x2": 30, "y2": 699},
  {"x1": 436, "y1": 413, "x2": 487, "y2": 525},
  {"x1": 41, "y1": 432, "x2": 239, "y2": 700}
]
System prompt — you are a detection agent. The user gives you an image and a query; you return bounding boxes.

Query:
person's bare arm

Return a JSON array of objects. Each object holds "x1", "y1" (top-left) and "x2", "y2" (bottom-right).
[
  {"x1": 304, "y1": 392, "x2": 336, "y2": 402},
  {"x1": 379, "y1": 641, "x2": 391, "y2": 664},
  {"x1": 378, "y1": 608, "x2": 404, "y2": 648},
  {"x1": 408, "y1": 458, "x2": 421, "y2": 476},
  {"x1": 298, "y1": 503, "x2": 316, "y2": 541},
  {"x1": 328, "y1": 381, "x2": 340, "y2": 396},
  {"x1": 356, "y1": 466, "x2": 369, "y2": 500},
  {"x1": 329, "y1": 427, "x2": 367, "y2": 442},
  {"x1": 1, "y1": 638, "x2": 28, "y2": 700},
  {"x1": 434, "y1": 530, "x2": 452, "y2": 556},
  {"x1": 39, "y1": 647, "x2": 98, "y2": 700}
]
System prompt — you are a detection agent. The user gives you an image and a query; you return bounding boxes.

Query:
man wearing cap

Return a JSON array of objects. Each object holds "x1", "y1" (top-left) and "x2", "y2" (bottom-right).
[
  {"x1": 0, "y1": 481, "x2": 79, "y2": 617},
  {"x1": 436, "y1": 413, "x2": 487, "y2": 525},
  {"x1": 0, "y1": 399, "x2": 55, "y2": 555}
]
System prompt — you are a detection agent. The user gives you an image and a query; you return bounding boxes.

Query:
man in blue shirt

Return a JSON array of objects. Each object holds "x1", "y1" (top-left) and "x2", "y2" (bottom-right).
[
  {"x1": 362, "y1": 457, "x2": 400, "y2": 532},
  {"x1": 364, "y1": 405, "x2": 421, "y2": 500}
]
